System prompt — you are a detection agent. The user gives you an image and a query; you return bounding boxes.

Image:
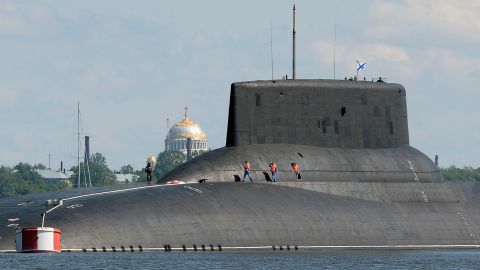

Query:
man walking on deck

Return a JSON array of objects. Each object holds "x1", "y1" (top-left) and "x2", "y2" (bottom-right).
[
  {"x1": 292, "y1": 162, "x2": 301, "y2": 179},
  {"x1": 269, "y1": 162, "x2": 278, "y2": 182},
  {"x1": 145, "y1": 154, "x2": 156, "y2": 185},
  {"x1": 242, "y1": 161, "x2": 253, "y2": 182}
]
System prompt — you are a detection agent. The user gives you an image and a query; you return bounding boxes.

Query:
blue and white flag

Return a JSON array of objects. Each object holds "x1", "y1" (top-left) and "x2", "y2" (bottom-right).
[{"x1": 356, "y1": 59, "x2": 366, "y2": 71}]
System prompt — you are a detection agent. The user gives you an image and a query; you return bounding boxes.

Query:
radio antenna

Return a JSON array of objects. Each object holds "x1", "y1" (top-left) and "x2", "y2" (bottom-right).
[
  {"x1": 292, "y1": 5, "x2": 296, "y2": 80},
  {"x1": 333, "y1": 8, "x2": 337, "y2": 80},
  {"x1": 270, "y1": 21, "x2": 274, "y2": 80}
]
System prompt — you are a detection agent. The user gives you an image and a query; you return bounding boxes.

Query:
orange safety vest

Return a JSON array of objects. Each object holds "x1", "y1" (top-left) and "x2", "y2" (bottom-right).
[
  {"x1": 293, "y1": 163, "x2": 299, "y2": 173},
  {"x1": 244, "y1": 162, "x2": 251, "y2": 171},
  {"x1": 270, "y1": 163, "x2": 277, "y2": 173}
]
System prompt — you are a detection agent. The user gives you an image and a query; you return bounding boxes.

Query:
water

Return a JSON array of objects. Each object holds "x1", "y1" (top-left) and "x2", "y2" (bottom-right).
[{"x1": 2, "y1": 250, "x2": 480, "y2": 270}]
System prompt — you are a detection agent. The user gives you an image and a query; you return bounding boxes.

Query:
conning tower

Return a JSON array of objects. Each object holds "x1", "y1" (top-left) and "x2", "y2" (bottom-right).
[
  {"x1": 227, "y1": 80, "x2": 408, "y2": 148},
  {"x1": 162, "y1": 79, "x2": 442, "y2": 184}
]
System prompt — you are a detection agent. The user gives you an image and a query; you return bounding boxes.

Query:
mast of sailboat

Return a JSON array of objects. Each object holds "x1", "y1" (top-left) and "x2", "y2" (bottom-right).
[
  {"x1": 77, "y1": 102, "x2": 81, "y2": 188},
  {"x1": 85, "y1": 136, "x2": 92, "y2": 187}
]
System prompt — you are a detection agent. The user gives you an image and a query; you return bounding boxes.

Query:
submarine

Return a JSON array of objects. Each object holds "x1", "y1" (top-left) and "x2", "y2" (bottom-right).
[
  {"x1": 1, "y1": 8, "x2": 480, "y2": 252},
  {"x1": 2, "y1": 78, "x2": 480, "y2": 252}
]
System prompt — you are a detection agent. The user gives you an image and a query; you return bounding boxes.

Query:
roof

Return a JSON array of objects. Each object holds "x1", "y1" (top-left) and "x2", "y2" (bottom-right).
[
  {"x1": 115, "y1": 174, "x2": 138, "y2": 182},
  {"x1": 166, "y1": 107, "x2": 207, "y2": 140},
  {"x1": 36, "y1": 169, "x2": 72, "y2": 180}
]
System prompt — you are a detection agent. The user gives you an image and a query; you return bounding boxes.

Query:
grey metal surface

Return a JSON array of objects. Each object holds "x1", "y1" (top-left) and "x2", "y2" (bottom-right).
[
  {"x1": 226, "y1": 80, "x2": 408, "y2": 148},
  {"x1": 161, "y1": 144, "x2": 442, "y2": 183},
  {"x1": 171, "y1": 79, "x2": 440, "y2": 184},
  {"x1": 1, "y1": 181, "x2": 479, "y2": 251}
]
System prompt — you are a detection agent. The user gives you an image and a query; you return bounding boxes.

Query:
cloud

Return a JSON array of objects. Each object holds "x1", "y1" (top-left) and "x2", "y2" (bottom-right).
[
  {"x1": 367, "y1": 43, "x2": 410, "y2": 62},
  {"x1": 0, "y1": 85, "x2": 18, "y2": 107},
  {"x1": 0, "y1": 1, "x2": 56, "y2": 36},
  {"x1": 310, "y1": 40, "x2": 411, "y2": 78},
  {"x1": 425, "y1": 48, "x2": 480, "y2": 77},
  {"x1": 76, "y1": 64, "x2": 132, "y2": 93},
  {"x1": 0, "y1": 1, "x2": 28, "y2": 35},
  {"x1": 370, "y1": 0, "x2": 480, "y2": 42},
  {"x1": 311, "y1": 40, "x2": 410, "y2": 62}
]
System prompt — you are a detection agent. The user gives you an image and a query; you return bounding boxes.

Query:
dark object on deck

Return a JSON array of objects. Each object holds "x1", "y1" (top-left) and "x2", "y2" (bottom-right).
[{"x1": 263, "y1": 172, "x2": 272, "y2": 182}]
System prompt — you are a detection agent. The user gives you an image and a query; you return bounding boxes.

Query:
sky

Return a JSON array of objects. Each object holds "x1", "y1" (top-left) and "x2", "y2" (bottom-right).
[{"x1": 0, "y1": 0, "x2": 479, "y2": 171}]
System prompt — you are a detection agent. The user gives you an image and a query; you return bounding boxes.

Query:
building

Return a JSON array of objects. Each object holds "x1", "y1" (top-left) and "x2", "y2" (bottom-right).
[
  {"x1": 114, "y1": 173, "x2": 138, "y2": 184},
  {"x1": 165, "y1": 107, "x2": 208, "y2": 158},
  {"x1": 36, "y1": 169, "x2": 73, "y2": 186}
]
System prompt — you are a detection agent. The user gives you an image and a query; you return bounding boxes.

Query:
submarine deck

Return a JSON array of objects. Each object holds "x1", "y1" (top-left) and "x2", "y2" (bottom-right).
[{"x1": 1, "y1": 181, "x2": 480, "y2": 252}]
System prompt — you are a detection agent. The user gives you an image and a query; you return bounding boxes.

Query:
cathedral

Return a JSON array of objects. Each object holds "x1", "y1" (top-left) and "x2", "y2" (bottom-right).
[{"x1": 164, "y1": 107, "x2": 208, "y2": 158}]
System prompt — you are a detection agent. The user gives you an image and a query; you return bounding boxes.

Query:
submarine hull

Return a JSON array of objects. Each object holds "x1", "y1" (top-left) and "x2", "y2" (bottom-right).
[
  {"x1": 1, "y1": 181, "x2": 480, "y2": 251},
  {"x1": 0, "y1": 79, "x2": 469, "y2": 251}
]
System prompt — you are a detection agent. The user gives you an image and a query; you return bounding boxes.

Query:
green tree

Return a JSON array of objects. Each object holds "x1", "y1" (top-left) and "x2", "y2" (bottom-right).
[
  {"x1": 441, "y1": 166, "x2": 480, "y2": 181},
  {"x1": 119, "y1": 164, "x2": 134, "y2": 174},
  {"x1": 33, "y1": 163, "x2": 46, "y2": 170},
  {"x1": 14, "y1": 163, "x2": 47, "y2": 193},
  {"x1": 153, "y1": 150, "x2": 187, "y2": 180},
  {"x1": 71, "y1": 152, "x2": 116, "y2": 187},
  {"x1": 89, "y1": 153, "x2": 116, "y2": 186},
  {"x1": 133, "y1": 169, "x2": 147, "y2": 183},
  {"x1": 0, "y1": 164, "x2": 69, "y2": 198},
  {"x1": 0, "y1": 165, "x2": 29, "y2": 197}
]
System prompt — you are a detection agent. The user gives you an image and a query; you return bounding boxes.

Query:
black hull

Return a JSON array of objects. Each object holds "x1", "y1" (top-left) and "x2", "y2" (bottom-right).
[{"x1": 1, "y1": 181, "x2": 479, "y2": 251}]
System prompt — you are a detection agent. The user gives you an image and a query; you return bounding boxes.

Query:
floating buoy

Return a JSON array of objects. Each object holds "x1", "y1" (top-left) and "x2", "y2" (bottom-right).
[{"x1": 16, "y1": 227, "x2": 61, "y2": 253}]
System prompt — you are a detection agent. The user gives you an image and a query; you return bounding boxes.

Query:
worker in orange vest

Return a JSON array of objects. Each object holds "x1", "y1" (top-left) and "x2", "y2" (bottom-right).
[
  {"x1": 242, "y1": 161, "x2": 253, "y2": 182},
  {"x1": 292, "y1": 162, "x2": 300, "y2": 179},
  {"x1": 269, "y1": 162, "x2": 278, "y2": 182}
]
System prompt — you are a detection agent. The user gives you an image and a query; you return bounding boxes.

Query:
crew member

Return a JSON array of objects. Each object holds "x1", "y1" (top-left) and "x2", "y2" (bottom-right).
[
  {"x1": 292, "y1": 162, "x2": 300, "y2": 179},
  {"x1": 145, "y1": 162, "x2": 153, "y2": 185},
  {"x1": 242, "y1": 161, "x2": 253, "y2": 182},
  {"x1": 269, "y1": 162, "x2": 278, "y2": 182}
]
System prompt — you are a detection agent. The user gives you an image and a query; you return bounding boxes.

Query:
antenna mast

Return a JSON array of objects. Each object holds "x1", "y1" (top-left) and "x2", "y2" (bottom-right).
[
  {"x1": 333, "y1": 8, "x2": 338, "y2": 80},
  {"x1": 333, "y1": 22, "x2": 336, "y2": 79},
  {"x1": 84, "y1": 136, "x2": 91, "y2": 187},
  {"x1": 292, "y1": 5, "x2": 296, "y2": 80},
  {"x1": 270, "y1": 21, "x2": 274, "y2": 80},
  {"x1": 77, "y1": 102, "x2": 81, "y2": 188}
]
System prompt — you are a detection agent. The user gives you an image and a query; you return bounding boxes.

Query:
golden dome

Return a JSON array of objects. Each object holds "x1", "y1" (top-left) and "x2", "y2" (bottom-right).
[{"x1": 167, "y1": 107, "x2": 207, "y2": 140}]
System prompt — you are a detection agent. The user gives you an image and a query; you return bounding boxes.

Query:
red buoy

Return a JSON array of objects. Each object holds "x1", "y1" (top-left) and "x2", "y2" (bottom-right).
[{"x1": 16, "y1": 227, "x2": 61, "y2": 253}]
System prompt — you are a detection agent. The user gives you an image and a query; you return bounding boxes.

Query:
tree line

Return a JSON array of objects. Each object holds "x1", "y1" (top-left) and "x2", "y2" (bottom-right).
[
  {"x1": 64, "y1": 150, "x2": 187, "y2": 186},
  {"x1": 0, "y1": 150, "x2": 187, "y2": 198},
  {"x1": 0, "y1": 163, "x2": 69, "y2": 198},
  {"x1": 441, "y1": 166, "x2": 480, "y2": 181},
  {"x1": 126, "y1": 150, "x2": 187, "y2": 184},
  {"x1": 1, "y1": 151, "x2": 479, "y2": 198}
]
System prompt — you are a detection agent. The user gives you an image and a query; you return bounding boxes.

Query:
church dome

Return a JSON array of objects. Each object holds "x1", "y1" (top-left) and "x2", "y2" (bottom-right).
[{"x1": 166, "y1": 108, "x2": 207, "y2": 140}]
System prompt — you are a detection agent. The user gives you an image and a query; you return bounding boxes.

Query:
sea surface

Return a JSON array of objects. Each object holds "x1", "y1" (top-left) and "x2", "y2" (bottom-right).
[{"x1": 2, "y1": 250, "x2": 480, "y2": 269}]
